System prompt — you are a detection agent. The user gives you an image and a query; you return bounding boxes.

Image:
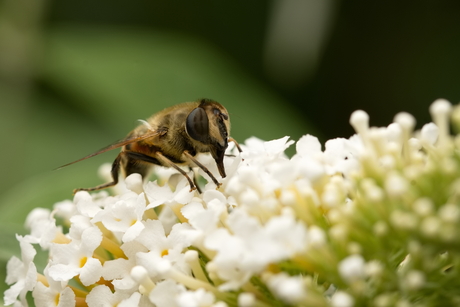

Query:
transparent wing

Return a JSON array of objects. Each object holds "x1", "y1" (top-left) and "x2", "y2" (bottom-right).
[{"x1": 56, "y1": 129, "x2": 162, "y2": 170}]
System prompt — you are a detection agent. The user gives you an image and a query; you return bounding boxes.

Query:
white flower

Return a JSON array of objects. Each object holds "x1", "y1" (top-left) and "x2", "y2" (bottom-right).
[
  {"x1": 181, "y1": 199, "x2": 220, "y2": 235},
  {"x1": 33, "y1": 284, "x2": 75, "y2": 307},
  {"x1": 295, "y1": 134, "x2": 322, "y2": 158},
  {"x1": 4, "y1": 235, "x2": 37, "y2": 306},
  {"x1": 364, "y1": 260, "x2": 384, "y2": 278},
  {"x1": 72, "y1": 191, "x2": 103, "y2": 219},
  {"x1": 180, "y1": 190, "x2": 229, "y2": 246},
  {"x1": 420, "y1": 122, "x2": 438, "y2": 145},
  {"x1": 145, "y1": 177, "x2": 195, "y2": 209},
  {"x1": 205, "y1": 209, "x2": 308, "y2": 290},
  {"x1": 6, "y1": 99, "x2": 460, "y2": 307},
  {"x1": 384, "y1": 172, "x2": 409, "y2": 197},
  {"x1": 291, "y1": 151, "x2": 326, "y2": 184},
  {"x1": 102, "y1": 241, "x2": 147, "y2": 291},
  {"x1": 176, "y1": 288, "x2": 216, "y2": 307},
  {"x1": 438, "y1": 203, "x2": 460, "y2": 222},
  {"x1": 266, "y1": 273, "x2": 307, "y2": 304},
  {"x1": 52, "y1": 199, "x2": 78, "y2": 221},
  {"x1": 241, "y1": 136, "x2": 294, "y2": 161},
  {"x1": 223, "y1": 137, "x2": 300, "y2": 208},
  {"x1": 308, "y1": 225, "x2": 326, "y2": 246},
  {"x1": 86, "y1": 285, "x2": 141, "y2": 307},
  {"x1": 125, "y1": 173, "x2": 145, "y2": 194},
  {"x1": 135, "y1": 220, "x2": 194, "y2": 277},
  {"x1": 349, "y1": 110, "x2": 369, "y2": 135},
  {"x1": 330, "y1": 291, "x2": 355, "y2": 307},
  {"x1": 404, "y1": 270, "x2": 425, "y2": 291},
  {"x1": 149, "y1": 279, "x2": 185, "y2": 307},
  {"x1": 25, "y1": 208, "x2": 51, "y2": 233},
  {"x1": 92, "y1": 191, "x2": 147, "y2": 242},
  {"x1": 23, "y1": 208, "x2": 60, "y2": 250},
  {"x1": 338, "y1": 254, "x2": 365, "y2": 283},
  {"x1": 48, "y1": 226, "x2": 103, "y2": 286},
  {"x1": 32, "y1": 266, "x2": 75, "y2": 307},
  {"x1": 204, "y1": 227, "x2": 252, "y2": 291},
  {"x1": 238, "y1": 293, "x2": 255, "y2": 307},
  {"x1": 323, "y1": 137, "x2": 361, "y2": 176}
]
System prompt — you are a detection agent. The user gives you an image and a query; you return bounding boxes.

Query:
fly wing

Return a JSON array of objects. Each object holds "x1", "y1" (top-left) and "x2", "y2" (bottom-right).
[{"x1": 56, "y1": 129, "x2": 162, "y2": 170}]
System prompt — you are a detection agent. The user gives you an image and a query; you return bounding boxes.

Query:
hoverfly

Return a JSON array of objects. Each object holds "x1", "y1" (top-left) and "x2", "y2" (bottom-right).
[{"x1": 59, "y1": 99, "x2": 242, "y2": 193}]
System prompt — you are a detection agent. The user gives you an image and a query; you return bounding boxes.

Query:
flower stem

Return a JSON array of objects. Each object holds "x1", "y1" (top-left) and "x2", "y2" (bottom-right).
[
  {"x1": 185, "y1": 250, "x2": 209, "y2": 282},
  {"x1": 170, "y1": 203, "x2": 188, "y2": 223},
  {"x1": 100, "y1": 236, "x2": 126, "y2": 259}
]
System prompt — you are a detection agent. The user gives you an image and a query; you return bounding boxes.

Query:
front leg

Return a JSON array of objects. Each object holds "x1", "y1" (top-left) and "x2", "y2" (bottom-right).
[
  {"x1": 183, "y1": 151, "x2": 222, "y2": 188},
  {"x1": 228, "y1": 137, "x2": 242, "y2": 153},
  {"x1": 126, "y1": 151, "x2": 197, "y2": 192}
]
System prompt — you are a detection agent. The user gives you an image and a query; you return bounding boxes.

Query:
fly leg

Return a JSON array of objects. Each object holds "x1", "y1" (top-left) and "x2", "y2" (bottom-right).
[
  {"x1": 225, "y1": 137, "x2": 243, "y2": 159},
  {"x1": 73, "y1": 153, "x2": 122, "y2": 194},
  {"x1": 183, "y1": 151, "x2": 221, "y2": 188},
  {"x1": 125, "y1": 151, "x2": 197, "y2": 192},
  {"x1": 228, "y1": 137, "x2": 242, "y2": 153},
  {"x1": 189, "y1": 166, "x2": 203, "y2": 194}
]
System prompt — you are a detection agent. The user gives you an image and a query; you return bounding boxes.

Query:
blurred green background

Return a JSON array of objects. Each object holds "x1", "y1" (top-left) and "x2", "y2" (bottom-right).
[{"x1": 1, "y1": 0, "x2": 460, "y2": 303}]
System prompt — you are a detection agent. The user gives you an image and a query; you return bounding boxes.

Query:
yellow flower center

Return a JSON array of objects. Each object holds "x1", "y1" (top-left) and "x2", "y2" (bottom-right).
[
  {"x1": 54, "y1": 293, "x2": 60, "y2": 306},
  {"x1": 79, "y1": 256, "x2": 88, "y2": 268}
]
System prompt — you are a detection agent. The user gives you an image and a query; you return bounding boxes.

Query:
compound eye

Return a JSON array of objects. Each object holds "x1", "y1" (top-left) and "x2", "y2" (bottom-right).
[{"x1": 186, "y1": 107, "x2": 209, "y2": 143}]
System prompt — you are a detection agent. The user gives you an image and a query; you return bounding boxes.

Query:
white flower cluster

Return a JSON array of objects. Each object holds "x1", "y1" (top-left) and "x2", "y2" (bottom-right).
[{"x1": 4, "y1": 99, "x2": 460, "y2": 307}]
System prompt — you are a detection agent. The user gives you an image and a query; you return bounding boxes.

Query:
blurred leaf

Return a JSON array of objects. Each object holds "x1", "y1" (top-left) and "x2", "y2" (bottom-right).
[
  {"x1": 0, "y1": 165, "x2": 100, "y2": 224},
  {"x1": 0, "y1": 224, "x2": 27, "y2": 262},
  {"x1": 41, "y1": 25, "x2": 316, "y2": 141}
]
